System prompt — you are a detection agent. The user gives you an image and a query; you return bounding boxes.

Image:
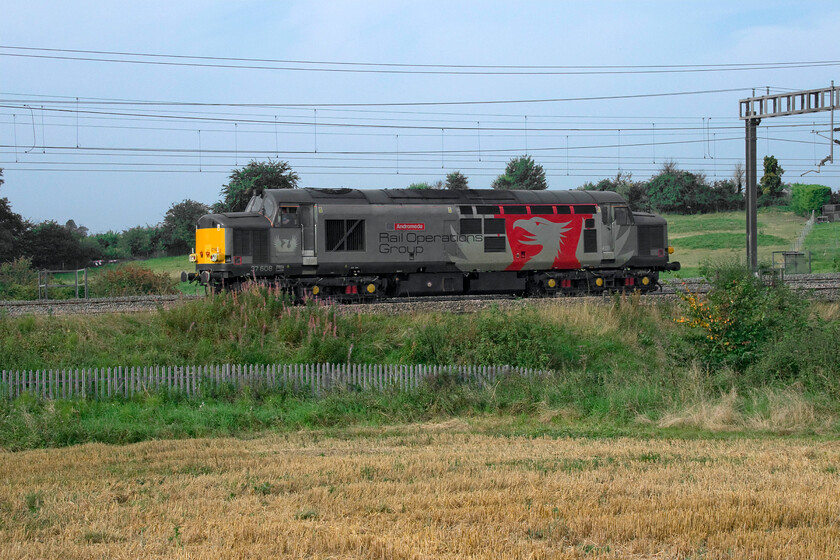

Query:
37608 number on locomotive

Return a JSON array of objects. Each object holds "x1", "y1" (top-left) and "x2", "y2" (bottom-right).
[{"x1": 183, "y1": 188, "x2": 679, "y2": 299}]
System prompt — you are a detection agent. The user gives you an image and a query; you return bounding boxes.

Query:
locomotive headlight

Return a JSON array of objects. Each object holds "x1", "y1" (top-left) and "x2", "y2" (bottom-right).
[
  {"x1": 189, "y1": 254, "x2": 197, "y2": 263},
  {"x1": 668, "y1": 246, "x2": 674, "y2": 254},
  {"x1": 210, "y1": 253, "x2": 220, "y2": 262},
  {"x1": 547, "y1": 278, "x2": 557, "y2": 288},
  {"x1": 366, "y1": 283, "x2": 376, "y2": 294},
  {"x1": 595, "y1": 277, "x2": 604, "y2": 287},
  {"x1": 641, "y1": 276, "x2": 650, "y2": 286}
]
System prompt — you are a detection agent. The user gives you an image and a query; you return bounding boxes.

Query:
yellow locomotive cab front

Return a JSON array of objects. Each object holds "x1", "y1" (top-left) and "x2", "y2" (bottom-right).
[{"x1": 192, "y1": 225, "x2": 226, "y2": 264}]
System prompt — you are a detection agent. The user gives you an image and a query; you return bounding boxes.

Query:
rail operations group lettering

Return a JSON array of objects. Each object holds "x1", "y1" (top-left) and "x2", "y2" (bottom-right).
[{"x1": 379, "y1": 232, "x2": 483, "y2": 254}]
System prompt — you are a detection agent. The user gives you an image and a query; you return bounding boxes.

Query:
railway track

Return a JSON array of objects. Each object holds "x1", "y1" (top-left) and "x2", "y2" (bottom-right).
[
  {"x1": 0, "y1": 295, "x2": 201, "y2": 317},
  {"x1": 2, "y1": 273, "x2": 839, "y2": 317}
]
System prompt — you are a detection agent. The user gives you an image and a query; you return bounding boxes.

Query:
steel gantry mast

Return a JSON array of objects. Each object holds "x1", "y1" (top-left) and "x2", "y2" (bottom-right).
[{"x1": 739, "y1": 83, "x2": 837, "y2": 269}]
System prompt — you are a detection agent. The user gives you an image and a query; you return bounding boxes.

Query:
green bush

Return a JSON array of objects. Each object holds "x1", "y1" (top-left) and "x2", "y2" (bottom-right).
[
  {"x1": 676, "y1": 260, "x2": 810, "y2": 372},
  {"x1": 0, "y1": 257, "x2": 37, "y2": 300},
  {"x1": 749, "y1": 322, "x2": 840, "y2": 396},
  {"x1": 89, "y1": 263, "x2": 177, "y2": 296},
  {"x1": 790, "y1": 183, "x2": 831, "y2": 216}
]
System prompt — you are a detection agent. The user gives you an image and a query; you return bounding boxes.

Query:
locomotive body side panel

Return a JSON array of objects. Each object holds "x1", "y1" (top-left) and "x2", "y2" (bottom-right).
[{"x1": 187, "y1": 188, "x2": 680, "y2": 296}]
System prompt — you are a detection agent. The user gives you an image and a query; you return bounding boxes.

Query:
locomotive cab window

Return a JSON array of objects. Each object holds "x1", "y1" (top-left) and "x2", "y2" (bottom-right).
[
  {"x1": 245, "y1": 195, "x2": 263, "y2": 213},
  {"x1": 278, "y1": 206, "x2": 299, "y2": 227},
  {"x1": 614, "y1": 206, "x2": 633, "y2": 226},
  {"x1": 262, "y1": 197, "x2": 278, "y2": 223}
]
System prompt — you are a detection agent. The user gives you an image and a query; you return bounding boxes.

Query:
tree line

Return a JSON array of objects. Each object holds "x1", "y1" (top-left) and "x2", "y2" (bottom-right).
[
  {"x1": 0, "y1": 168, "x2": 209, "y2": 269},
  {"x1": 2, "y1": 154, "x2": 836, "y2": 270}
]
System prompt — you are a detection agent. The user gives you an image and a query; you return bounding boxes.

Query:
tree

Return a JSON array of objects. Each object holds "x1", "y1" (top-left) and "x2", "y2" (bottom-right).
[
  {"x1": 89, "y1": 231, "x2": 126, "y2": 259},
  {"x1": 759, "y1": 155, "x2": 785, "y2": 200},
  {"x1": 407, "y1": 180, "x2": 445, "y2": 190},
  {"x1": 27, "y1": 221, "x2": 96, "y2": 269},
  {"x1": 646, "y1": 161, "x2": 713, "y2": 214},
  {"x1": 790, "y1": 183, "x2": 831, "y2": 216},
  {"x1": 709, "y1": 180, "x2": 744, "y2": 212},
  {"x1": 214, "y1": 160, "x2": 299, "y2": 213},
  {"x1": 445, "y1": 171, "x2": 469, "y2": 190},
  {"x1": 578, "y1": 172, "x2": 649, "y2": 211},
  {"x1": 0, "y1": 169, "x2": 31, "y2": 263},
  {"x1": 491, "y1": 156, "x2": 547, "y2": 190},
  {"x1": 732, "y1": 163, "x2": 745, "y2": 194},
  {"x1": 161, "y1": 199, "x2": 209, "y2": 254},
  {"x1": 120, "y1": 225, "x2": 162, "y2": 259},
  {"x1": 64, "y1": 219, "x2": 89, "y2": 238}
]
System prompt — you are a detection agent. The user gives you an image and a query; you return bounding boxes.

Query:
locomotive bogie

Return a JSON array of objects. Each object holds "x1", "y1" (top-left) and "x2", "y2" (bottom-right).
[{"x1": 186, "y1": 188, "x2": 679, "y2": 299}]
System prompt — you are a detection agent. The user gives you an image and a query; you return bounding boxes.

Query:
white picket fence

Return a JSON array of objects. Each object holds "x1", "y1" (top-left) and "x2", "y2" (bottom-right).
[{"x1": 0, "y1": 363, "x2": 546, "y2": 400}]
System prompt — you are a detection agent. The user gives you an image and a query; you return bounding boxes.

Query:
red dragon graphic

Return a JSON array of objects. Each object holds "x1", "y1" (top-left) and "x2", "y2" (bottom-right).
[{"x1": 504, "y1": 213, "x2": 591, "y2": 271}]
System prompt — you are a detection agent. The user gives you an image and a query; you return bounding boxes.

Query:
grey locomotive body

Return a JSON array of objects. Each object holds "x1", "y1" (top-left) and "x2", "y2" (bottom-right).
[{"x1": 186, "y1": 188, "x2": 679, "y2": 299}]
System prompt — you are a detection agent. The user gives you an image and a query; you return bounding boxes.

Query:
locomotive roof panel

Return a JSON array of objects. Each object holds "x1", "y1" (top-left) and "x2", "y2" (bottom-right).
[{"x1": 263, "y1": 188, "x2": 626, "y2": 206}]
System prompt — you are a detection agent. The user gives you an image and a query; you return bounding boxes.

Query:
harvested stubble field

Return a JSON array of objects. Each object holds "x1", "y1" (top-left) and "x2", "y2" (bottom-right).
[{"x1": 2, "y1": 423, "x2": 839, "y2": 559}]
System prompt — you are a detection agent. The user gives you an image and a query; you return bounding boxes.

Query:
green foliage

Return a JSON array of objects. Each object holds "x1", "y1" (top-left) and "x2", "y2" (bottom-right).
[
  {"x1": 749, "y1": 321, "x2": 840, "y2": 395},
  {"x1": 214, "y1": 160, "x2": 299, "y2": 213},
  {"x1": 119, "y1": 225, "x2": 162, "y2": 259},
  {"x1": 160, "y1": 199, "x2": 209, "y2": 255},
  {"x1": 790, "y1": 183, "x2": 831, "y2": 216},
  {"x1": 0, "y1": 170, "x2": 31, "y2": 264},
  {"x1": 676, "y1": 260, "x2": 810, "y2": 372},
  {"x1": 579, "y1": 164, "x2": 748, "y2": 216},
  {"x1": 89, "y1": 231, "x2": 127, "y2": 260},
  {"x1": 0, "y1": 257, "x2": 37, "y2": 300},
  {"x1": 26, "y1": 220, "x2": 99, "y2": 269},
  {"x1": 3, "y1": 281, "x2": 840, "y2": 450},
  {"x1": 407, "y1": 182, "x2": 434, "y2": 190},
  {"x1": 445, "y1": 171, "x2": 469, "y2": 190},
  {"x1": 802, "y1": 220, "x2": 840, "y2": 273},
  {"x1": 759, "y1": 155, "x2": 785, "y2": 199},
  {"x1": 89, "y1": 263, "x2": 178, "y2": 296},
  {"x1": 492, "y1": 156, "x2": 547, "y2": 190},
  {"x1": 647, "y1": 162, "x2": 721, "y2": 214},
  {"x1": 579, "y1": 172, "x2": 650, "y2": 211}
]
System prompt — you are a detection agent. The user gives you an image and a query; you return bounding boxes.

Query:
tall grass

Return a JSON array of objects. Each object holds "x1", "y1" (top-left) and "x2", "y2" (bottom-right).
[
  {"x1": 2, "y1": 277, "x2": 839, "y2": 450},
  {"x1": 804, "y1": 221, "x2": 840, "y2": 272}
]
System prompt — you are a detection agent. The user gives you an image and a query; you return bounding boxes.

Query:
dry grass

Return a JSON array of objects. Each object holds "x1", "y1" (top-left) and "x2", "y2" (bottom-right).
[
  {"x1": 2, "y1": 428, "x2": 839, "y2": 559},
  {"x1": 657, "y1": 386, "x2": 827, "y2": 433}
]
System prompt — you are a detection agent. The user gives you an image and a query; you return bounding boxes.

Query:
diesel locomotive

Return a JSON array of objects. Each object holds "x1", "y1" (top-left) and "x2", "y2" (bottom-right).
[{"x1": 183, "y1": 188, "x2": 680, "y2": 299}]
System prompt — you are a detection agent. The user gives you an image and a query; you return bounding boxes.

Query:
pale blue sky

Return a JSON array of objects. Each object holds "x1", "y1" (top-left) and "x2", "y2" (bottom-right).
[{"x1": 1, "y1": 1, "x2": 838, "y2": 232}]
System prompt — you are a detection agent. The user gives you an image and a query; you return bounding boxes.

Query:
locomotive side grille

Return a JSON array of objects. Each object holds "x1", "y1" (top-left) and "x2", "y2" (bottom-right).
[
  {"x1": 583, "y1": 230, "x2": 597, "y2": 253},
  {"x1": 484, "y1": 236, "x2": 507, "y2": 253},
  {"x1": 233, "y1": 230, "x2": 270, "y2": 263},
  {"x1": 638, "y1": 225, "x2": 665, "y2": 255},
  {"x1": 326, "y1": 219, "x2": 366, "y2": 251},
  {"x1": 233, "y1": 229, "x2": 251, "y2": 256},
  {"x1": 345, "y1": 220, "x2": 365, "y2": 251},
  {"x1": 484, "y1": 218, "x2": 505, "y2": 234},
  {"x1": 460, "y1": 218, "x2": 482, "y2": 234},
  {"x1": 253, "y1": 230, "x2": 269, "y2": 263}
]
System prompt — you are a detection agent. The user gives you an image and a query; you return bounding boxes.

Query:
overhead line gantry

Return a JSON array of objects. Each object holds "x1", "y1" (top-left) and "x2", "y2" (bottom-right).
[{"x1": 740, "y1": 83, "x2": 838, "y2": 269}]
